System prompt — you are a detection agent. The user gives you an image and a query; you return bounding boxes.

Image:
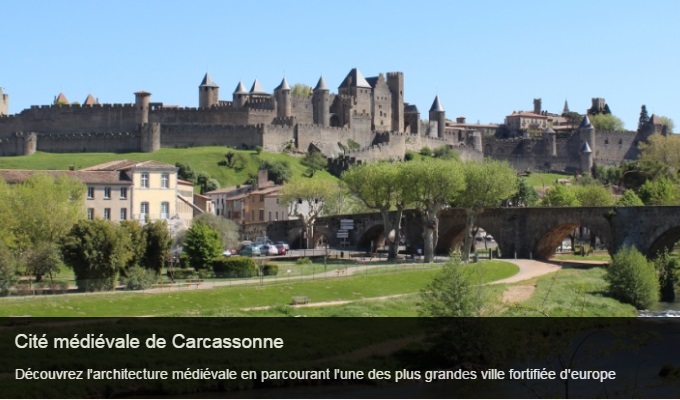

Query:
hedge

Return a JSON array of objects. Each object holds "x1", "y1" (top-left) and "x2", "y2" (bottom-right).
[{"x1": 212, "y1": 256, "x2": 257, "y2": 278}]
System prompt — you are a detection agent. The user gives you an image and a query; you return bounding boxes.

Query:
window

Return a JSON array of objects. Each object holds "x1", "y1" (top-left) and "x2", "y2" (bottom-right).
[
  {"x1": 140, "y1": 202, "x2": 149, "y2": 220},
  {"x1": 104, "y1": 187, "x2": 111, "y2": 199},
  {"x1": 275, "y1": 211, "x2": 279, "y2": 220},
  {"x1": 87, "y1": 208, "x2": 94, "y2": 220},
  {"x1": 141, "y1": 173, "x2": 149, "y2": 188},
  {"x1": 120, "y1": 187, "x2": 127, "y2": 199},
  {"x1": 87, "y1": 187, "x2": 95, "y2": 199},
  {"x1": 260, "y1": 195, "x2": 265, "y2": 202},
  {"x1": 259, "y1": 210, "x2": 264, "y2": 221},
  {"x1": 251, "y1": 210, "x2": 255, "y2": 221},
  {"x1": 161, "y1": 173, "x2": 169, "y2": 189},
  {"x1": 268, "y1": 211, "x2": 272, "y2": 221},
  {"x1": 161, "y1": 202, "x2": 169, "y2": 219},
  {"x1": 120, "y1": 208, "x2": 127, "y2": 220},
  {"x1": 104, "y1": 208, "x2": 111, "y2": 220}
]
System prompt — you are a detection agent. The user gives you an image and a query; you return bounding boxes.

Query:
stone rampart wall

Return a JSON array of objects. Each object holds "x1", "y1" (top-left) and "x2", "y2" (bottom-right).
[{"x1": 160, "y1": 124, "x2": 263, "y2": 149}]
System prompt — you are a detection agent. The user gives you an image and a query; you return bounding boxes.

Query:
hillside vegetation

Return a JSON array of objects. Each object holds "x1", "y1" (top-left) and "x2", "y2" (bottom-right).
[{"x1": 0, "y1": 147, "x2": 340, "y2": 188}]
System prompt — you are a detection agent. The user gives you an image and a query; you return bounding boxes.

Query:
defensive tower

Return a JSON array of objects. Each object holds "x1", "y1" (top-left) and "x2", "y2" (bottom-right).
[
  {"x1": 0, "y1": 88, "x2": 8, "y2": 116},
  {"x1": 198, "y1": 73, "x2": 219, "y2": 109},
  {"x1": 429, "y1": 96, "x2": 446, "y2": 138},
  {"x1": 313, "y1": 76, "x2": 330, "y2": 127}
]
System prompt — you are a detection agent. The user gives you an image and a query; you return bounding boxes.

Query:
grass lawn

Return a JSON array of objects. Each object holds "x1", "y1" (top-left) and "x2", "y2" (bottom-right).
[
  {"x1": 523, "y1": 171, "x2": 572, "y2": 191},
  {"x1": 0, "y1": 260, "x2": 519, "y2": 317},
  {"x1": 501, "y1": 267, "x2": 637, "y2": 317},
  {"x1": 0, "y1": 147, "x2": 340, "y2": 188},
  {"x1": 552, "y1": 252, "x2": 612, "y2": 262}
]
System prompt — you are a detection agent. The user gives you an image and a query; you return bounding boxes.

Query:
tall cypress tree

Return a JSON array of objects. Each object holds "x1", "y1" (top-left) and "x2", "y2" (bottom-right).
[{"x1": 638, "y1": 104, "x2": 650, "y2": 131}]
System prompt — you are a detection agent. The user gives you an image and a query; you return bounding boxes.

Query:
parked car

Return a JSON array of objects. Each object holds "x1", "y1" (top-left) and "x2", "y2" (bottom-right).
[
  {"x1": 275, "y1": 241, "x2": 290, "y2": 251},
  {"x1": 238, "y1": 245, "x2": 261, "y2": 257},
  {"x1": 261, "y1": 244, "x2": 279, "y2": 256},
  {"x1": 275, "y1": 243, "x2": 287, "y2": 255},
  {"x1": 222, "y1": 249, "x2": 232, "y2": 257},
  {"x1": 485, "y1": 235, "x2": 494, "y2": 242}
]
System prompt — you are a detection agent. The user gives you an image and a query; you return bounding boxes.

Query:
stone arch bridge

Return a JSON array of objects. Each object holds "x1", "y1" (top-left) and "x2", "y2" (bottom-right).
[{"x1": 266, "y1": 206, "x2": 680, "y2": 260}]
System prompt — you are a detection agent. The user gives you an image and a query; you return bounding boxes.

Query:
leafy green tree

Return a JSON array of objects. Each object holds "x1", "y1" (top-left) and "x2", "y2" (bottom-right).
[
  {"x1": 61, "y1": 220, "x2": 132, "y2": 292},
  {"x1": 175, "y1": 162, "x2": 197, "y2": 183},
  {"x1": 143, "y1": 220, "x2": 172, "y2": 274},
  {"x1": 589, "y1": 113, "x2": 625, "y2": 131},
  {"x1": 657, "y1": 116, "x2": 674, "y2": 134},
  {"x1": 342, "y1": 162, "x2": 410, "y2": 259},
  {"x1": 616, "y1": 189, "x2": 644, "y2": 206},
  {"x1": 419, "y1": 147, "x2": 432, "y2": 156},
  {"x1": 638, "y1": 177, "x2": 680, "y2": 205},
  {"x1": 0, "y1": 242, "x2": 18, "y2": 296},
  {"x1": 24, "y1": 242, "x2": 63, "y2": 284},
  {"x1": 652, "y1": 250, "x2": 680, "y2": 302},
  {"x1": 279, "y1": 179, "x2": 340, "y2": 249},
  {"x1": 638, "y1": 105, "x2": 650, "y2": 131},
  {"x1": 406, "y1": 159, "x2": 465, "y2": 262},
  {"x1": 183, "y1": 221, "x2": 222, "y2": 270},
  {"x1": 300, "y1": 151, "x2": 328, "y2": 177},
  {"x1": 120, "y1": 220, "x2": 147, "y2": 271},
  {"x1": 455, "y1": 160, "x2": 517, "y2": 262},
  {"x1": 291, "y1": 83, "x2": 312, "y2": 97},
  {"x1": 10, "y1": 173, "x2": 85, "y2": 250},
  {"x1": 573, "y1": 184, "x2": 614, "y2": 206},
  {"x1": 418, "y1": 259, "x2": 491, "y2": 316},
  {"x1": 606, "y1": 246, "x2": 659, "y2": 309},
  {"x1": 260, "y1": 160, "x2": 292, "y2": 184},
  {"x1": 639, "y1": 133, "x2": 680, "y2": 176},
  {"x1": 508, "y1": 178, "x2": 538, "y2": 207},
  {"x1": 193, "y1": 213, "x2": 240, "y2": 249},
  {"x1": 432, "y1": 145, "x2": 459, "y2": 160},
  {"x1": 196, "y1": 172, "x2": 219, "y2": 194},
  {"x1": 540, "y1": 185, "x2": 581, "y2": 207}
]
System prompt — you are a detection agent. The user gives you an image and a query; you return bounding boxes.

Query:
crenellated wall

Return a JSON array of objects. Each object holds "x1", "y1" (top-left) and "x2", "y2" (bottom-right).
[{"x1": 160, "y1": 124, "x2": 263, "y2": 149}]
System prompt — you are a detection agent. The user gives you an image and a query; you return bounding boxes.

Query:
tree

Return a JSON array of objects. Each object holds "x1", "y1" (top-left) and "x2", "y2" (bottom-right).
[
  {"x1": 24, "y1": 242, "x2": 63, "y2": 284},
  {"x1": 657, "y1": 116, "x2": 674, "y2": 134},
  {"x1": 455, "y1": 160, "x2": 517, "y2": 262},
  {"x1": 605, "y1": 246, "x2": 659, "y2": 309},
  {"x1": 193, "y1": 213, "x2": 240, "y2": 249},
  {"x1": 291, "y1": 84, "x2": 312, "y2": 97},
  {"x1": 120, "y1": 220, "x2": 147, "y2": 271},
  {"x1": 616, "y1": 189, "x2": 644, "y2": 206},
  {"x1": 432, "y1": 145, "x2": 459, "y2": 160},
  {"x1": 540, "y1": 185, "x2": 581, "y2": 207},
  {"x1": 638, "y1": 177, "x2": 680, "y2": 205},
  {"x1": 652, "y1": 250, "x2": 680, "y2": 302},
  {"x1": 638, "y1": 105, "x2": 650, "y2": 131},
  {"x1": 589, "y1": 113, "x2": 625, "y2": 131},
  {"x1": 0, "y1": 242, "x2": 18, "y2": 296},
  {"x1": 175, "y1": 162, "x2": 197, "y2": 183},
  {"x1": 143, "y1": 220, "x2": 172, "y2": 274},
  {"x1": 508, "y1": 178, "x2": 539, "y2": 207},
  {"x1": 9, "y1": 173, "x2": 85, "y2": 279},
  {"x1": 406, "y1": 159, "x2": 465, "y2": 263},
  {"x1": 196, "y1": 172, "x2": 219, "y2": 194},
  {"x1": 300, "y1": 151, "x2": 328, "y2": 177},
  {"x1": 183, "y1": 221, "x2": 222, "y2": 270},
  {"x1": 260, "y1": 160, "x2": 292, "y2": 184},
  {"x1": 573, "y1": 184, "x2": 614, "y2": 206},
  {"x1": 61, "y1": 220, "x2": 132, "y2": 292},
  {"x1": 638, "y1": 133, "x2": 680, "y2": 176},
  {"x1": 418, "y1": 259, "x2": 491, "y2": 317},
  {"x1": 342, "y1": 162, "x2": 410, "y2": 259},
  {"x1": 279, "y1": 179, "x2": 340, "y2": 249}
]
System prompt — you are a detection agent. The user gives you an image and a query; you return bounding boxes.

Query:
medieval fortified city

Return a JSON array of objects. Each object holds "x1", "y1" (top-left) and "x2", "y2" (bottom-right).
[{"x1": 0, "y1": 66, "x2": 679, "y2": 322}]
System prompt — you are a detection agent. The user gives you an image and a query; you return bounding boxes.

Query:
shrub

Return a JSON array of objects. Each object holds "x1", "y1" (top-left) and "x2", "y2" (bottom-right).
[
  {"x1": 404, "y1": 151, "x2": 416, "y2": 161},
  {"x1": 123, "y1": 266, "x2": 157, "y2": 290},
  {"x1": 347, "y1": 139, "x2": 361, "y2": 151},
  {"x1": 262, "y1": 264, "x2": 279, "y2": 276},
  {"x1": 605, "y1": 246, "x2": 659, "y2": 309},
  {"x1": 166, "y1": 268, "x2": 196, "y2": 280},
  {"x1": 420, "y1": 147, "x2": 432, "y2": 156},
  {"x1": 212, "y1": 256, "x2": 257, "y2": 278},
  {"x1": 418, "y1": 259, "x2": 491, "y2": 317},
  {"x1": 254, "y1": 146, "x2": 263, "y2": 155},
  {"x1": 296, "y1": 257, "x2": 312, "y2": 265}
]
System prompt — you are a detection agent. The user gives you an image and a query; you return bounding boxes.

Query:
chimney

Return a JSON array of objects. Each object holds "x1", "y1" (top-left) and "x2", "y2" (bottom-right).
[{"x1": 258, "y1": 169, "x2": 269, "y2": 188}]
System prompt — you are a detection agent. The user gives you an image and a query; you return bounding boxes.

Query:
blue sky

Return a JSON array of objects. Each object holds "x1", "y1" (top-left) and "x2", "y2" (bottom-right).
[{"x1": 3, "y1": 1, "x2": 679, "y2": 130}]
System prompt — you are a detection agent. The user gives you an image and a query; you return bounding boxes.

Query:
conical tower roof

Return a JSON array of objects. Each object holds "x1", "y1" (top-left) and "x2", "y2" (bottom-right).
[
  {"x1": 274, "y1": 77, "x2": 290, "y2": 91},
  {"x1": 562, "y1": 99, "x2": 570, "y2": 114},
  {"x1": 249, "y1": 79, "x2": 268, "y2": 95},
  {"x1": 314, "y1": 76, "x2": 329, "y2": 91},
  {"x1": 429, "y1": 96, "x2": 445, "y2": 113},
  {"x1": 200, "y1": 73, "x2": 219, "y2": 88},
  {"x1": 338, "y1": 68, "x2": 371, "y2": 89},
  {"x1": 542, "y1": 126, "x2": 556, "y2": 134},
  {"x1": 83, "y1": 94, "x2": 99, "y2": 106},
  {"x1": 233, "y1": 81, "x2": 247, "y2": 95},
  {"x1": 580, "y1": 141, "x2": 592, "y2": 154},
  {"x1": 579, "y1": 115, "x2": 593, "y2": 129},
  {"x1": 55, "y1": 92, "x2": 69, "y2": 104}
]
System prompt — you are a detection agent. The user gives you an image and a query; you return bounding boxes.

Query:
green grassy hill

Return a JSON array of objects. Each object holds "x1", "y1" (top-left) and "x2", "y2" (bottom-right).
[{"x1": 0, "y1": 147, "x2": 340, "y2": 188}]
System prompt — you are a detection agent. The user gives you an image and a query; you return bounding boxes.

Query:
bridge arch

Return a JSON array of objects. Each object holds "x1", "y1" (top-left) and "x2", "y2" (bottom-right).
[
  {"x1": 534, "y1": 222, "x2": 609, "y2": 260},
  {"x1": 356, "y1": 224, "x2": 385, "y2": 253},
  {"x1": 646, "y1": 226, "x2": 680, "y2": 258}
]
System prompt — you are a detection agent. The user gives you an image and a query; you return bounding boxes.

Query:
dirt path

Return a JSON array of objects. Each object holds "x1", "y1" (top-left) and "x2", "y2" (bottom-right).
[{"x1": 494, "y1": 259, "x2": 561, "y2": 303}]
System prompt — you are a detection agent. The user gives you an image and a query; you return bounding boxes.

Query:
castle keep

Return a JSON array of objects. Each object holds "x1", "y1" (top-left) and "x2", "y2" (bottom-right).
[{"x1": 0, "y1": 69, "x2": 482, "y2": 165}]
